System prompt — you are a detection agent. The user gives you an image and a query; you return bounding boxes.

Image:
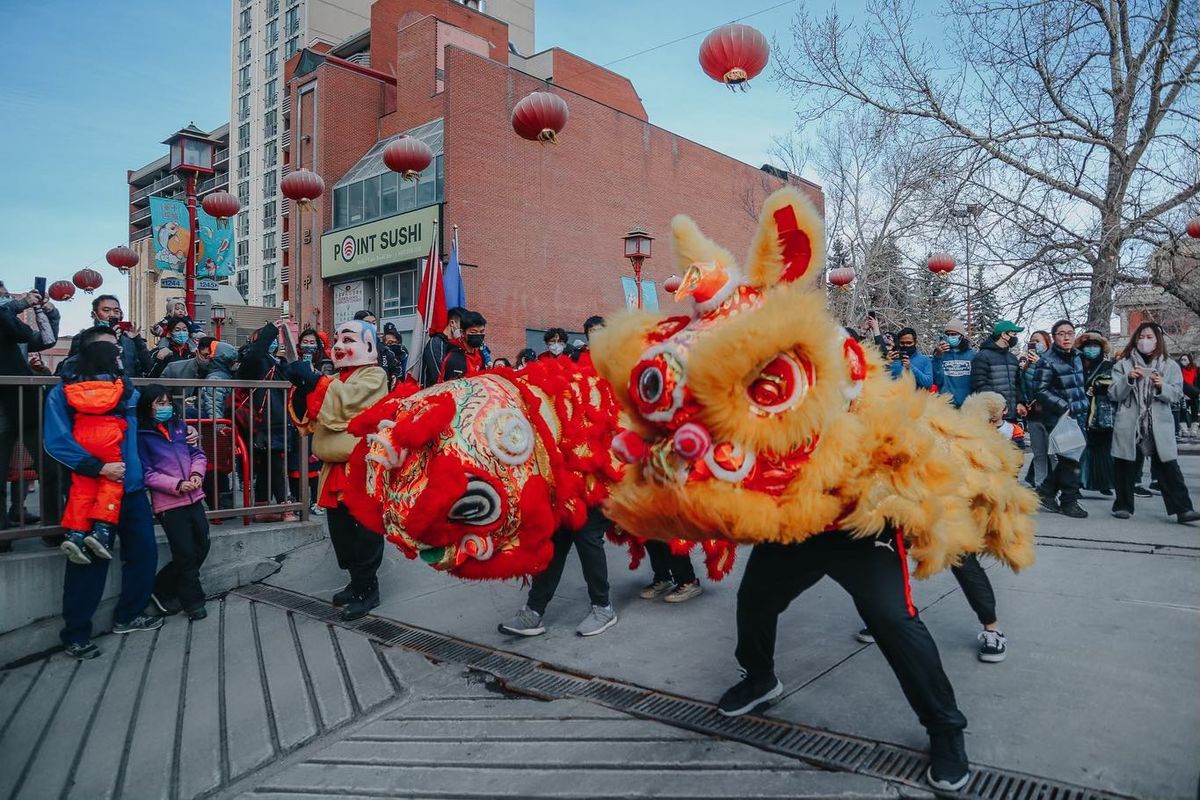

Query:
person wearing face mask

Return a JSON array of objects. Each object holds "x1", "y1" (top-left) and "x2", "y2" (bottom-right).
[
  {"x1": 420, "y1": 306, "x2": 466, "y2": 387},
  {"x1": 884, "y1": 327, "x2": 933, "y2": 389},
  {"x1": 1077, "y1": 330, "x2": 1115, "y2": 497},
  {"x1": 285, "y1": 319, "x2": 390, "y2": 620},
  {"x1": 297, "y1": 328, "x2": 334, "y2": 376},
  {"x1": 44, "y1": 326, "x2": 163, "y2": 658},
  {"x1": 136, "y1": 386, "x2": 210, "y2": 620},
  {"x1": 61, "y1": 294, "x2": 152, "y2": 378},
  {"x1": 539, "y1": 328, "x2": 570, "y2": 360},
  {"x1": 237, "y1": 322, "x2": 296, "y2": 521},
  {"x1": 381, "y1": 324, "x2": 410, "y2": 388},
  {"x1": 932, "y1": 318, "x2": 976, "y2": 408},
  {"x1": 1109, "y1": 323, "x2": 1199, "y2": 525},
  {"x1": 1178, "y1": 353, "x2": 1198, "y2": 441},
  {"x1": 149, "y1": 317, "x2": 196, "y2": 378},
  {"x1": 439, "y1": 311, "x2": 487, "y2": 381},
  {"x1": 1031, "y1": 319, "x2": 1090, "y2": 518}
]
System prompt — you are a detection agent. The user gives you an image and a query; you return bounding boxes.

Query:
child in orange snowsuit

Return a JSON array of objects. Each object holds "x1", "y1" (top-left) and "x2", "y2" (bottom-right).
[{"x1": 58, "y1": 347, "x2": 133, "y2": 565}]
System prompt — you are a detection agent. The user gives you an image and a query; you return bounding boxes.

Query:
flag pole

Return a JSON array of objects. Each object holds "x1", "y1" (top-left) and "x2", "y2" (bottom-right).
[{"x1": 414, "y1": 220, "x2": 439, "y2": 385}]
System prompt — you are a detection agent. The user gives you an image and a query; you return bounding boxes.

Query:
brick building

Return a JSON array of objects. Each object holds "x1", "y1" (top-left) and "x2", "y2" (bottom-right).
[{"x1": 283, "y1": 0, "x2": 822, "y2": 361}]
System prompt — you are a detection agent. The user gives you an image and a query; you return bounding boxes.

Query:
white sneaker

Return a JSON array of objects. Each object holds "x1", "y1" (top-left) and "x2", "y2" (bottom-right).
[
  {"x1": 309, "y1": 504, "x2": 325, "y2": 516},
  {"x1": 498, "y1": 606, "x2": 545, "y2": 637},
  {"x1": 576, "y1": 605, "x2": 617, "y2": 637},
  {"x1": 978, "y1": 629, "x2": 1007, "y2": 663}
]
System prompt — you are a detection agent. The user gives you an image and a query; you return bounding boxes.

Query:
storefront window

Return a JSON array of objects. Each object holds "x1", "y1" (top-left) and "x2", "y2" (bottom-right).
[
  {"x1": 331, "y1": 153, "x2": 445, "y2": 231},
  {"x1": 381, "y1": 171, "x2": 398, "y2": 216},
  {"x1": 381, "y1": 268, "x2": 418, "y2": 317},
  {"x1": 333, "y1": 185, "x2": 349, "y2": 228},
  {"x1": 364, "y1": 175, "x2": 380, "y2": 220},
  {"x1": 348, "y1": 181, "x2": 364, "y2": 224}
]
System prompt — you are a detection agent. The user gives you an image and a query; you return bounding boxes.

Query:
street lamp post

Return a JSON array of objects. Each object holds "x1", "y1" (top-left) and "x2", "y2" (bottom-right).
[
  {"x1": 622, "y1": 227, "x2": 654, "y2": 309},
  {"x1": 210, "y1": 302, "x2": 227, "y2": 341},
  {"x1": 163, "y1": 125, "x2": 220, "y2": 319},
  {"x1": 949, "y1": 203, "x2": 983, "y2": 333}
]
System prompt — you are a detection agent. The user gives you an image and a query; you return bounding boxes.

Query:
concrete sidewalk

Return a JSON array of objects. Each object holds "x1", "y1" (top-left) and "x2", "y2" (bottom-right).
[
  {"x1": 257, "y1": 456, "x2": 1200, "y2": 799},
  {"x1": 0, "y1": 592, "x2": 900, "y2": 800}
]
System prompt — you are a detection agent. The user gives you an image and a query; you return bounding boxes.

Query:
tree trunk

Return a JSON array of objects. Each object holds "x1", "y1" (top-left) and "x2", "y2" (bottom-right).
[{"x1": 1087, "y1": 218, "x2": 1122, "y2": 330}]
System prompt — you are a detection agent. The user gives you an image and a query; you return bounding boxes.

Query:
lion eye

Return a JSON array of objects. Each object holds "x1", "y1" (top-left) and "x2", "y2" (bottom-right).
[
  {"x1": 747, "y1": 353, "x2": 811, "y2": 414},
  {"x1": 637, "y1": 366, "x2": 664, "y2": 404},
  {"x1": 448, "y1": 478, "x2": 501, "y2": 526}
]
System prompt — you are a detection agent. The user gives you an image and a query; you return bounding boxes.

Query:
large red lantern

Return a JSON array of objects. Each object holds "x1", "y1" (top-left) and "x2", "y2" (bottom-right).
[
  {"x1": 202, "y1": 191, "x2": 241, "y2": 227},
  {"x1": 105, "y1": 245, "x2": 139, "y2": 274},
  {"x1": 828, "y1": 266, "x2": 855, "y2": 289},
  {"x1": 382, "y1": 136, "x2": 434, "y2": 181},
  {"x1": 699, "y1": 24, "x2": 770, "y2": 89},
  {"x1": 48, "y1": 280, "x2": 76, "y2": 302},
  {"x1": 1187, "y1": 216, "x2": 1200, "y2": 239},
  {"x1": 927, "y1": 252, "x2": 956, "y2": 276},
  {"x1": 280, "y1": 169, "x2": 325, "y2": 211},
  {"x1": 73, "y1": 268, "x2": 103, "y2": 294},
  {"x1": 512, "y1": 91, "x2": 569, "y2": 144}
]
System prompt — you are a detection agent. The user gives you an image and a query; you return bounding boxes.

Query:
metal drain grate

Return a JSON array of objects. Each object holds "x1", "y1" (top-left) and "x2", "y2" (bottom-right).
[{"x1": 233, "y1": 584, "x2": 1137, "y2": 800}]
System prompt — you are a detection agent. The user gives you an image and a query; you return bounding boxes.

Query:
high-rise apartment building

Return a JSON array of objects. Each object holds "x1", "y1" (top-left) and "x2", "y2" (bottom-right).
[{"x1": 231, "y1": 0, "x2": 533, "y2": 311}]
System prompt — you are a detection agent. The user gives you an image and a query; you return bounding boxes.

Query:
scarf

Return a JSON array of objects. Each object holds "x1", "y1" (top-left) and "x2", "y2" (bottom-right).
[{"x1": 1132, "y1": 351, "x2": 1163, "y2": 454}]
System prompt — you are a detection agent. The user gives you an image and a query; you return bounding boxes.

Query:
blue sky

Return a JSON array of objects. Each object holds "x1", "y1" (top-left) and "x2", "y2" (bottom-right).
[{"x1": 0, "y1": 0, "x2": 834, "y2": 333}]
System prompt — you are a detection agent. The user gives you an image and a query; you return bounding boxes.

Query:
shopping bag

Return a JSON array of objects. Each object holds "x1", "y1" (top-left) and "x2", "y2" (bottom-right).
[{"x1": 1047, "y1": 413, "x2": 1086, "y2": 461}]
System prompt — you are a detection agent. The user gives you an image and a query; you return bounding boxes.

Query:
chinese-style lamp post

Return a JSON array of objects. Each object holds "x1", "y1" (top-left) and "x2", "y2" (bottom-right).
[
  {"x1": 623, "y1": 227, "x2": 654, "y2": 309},
  {"x1": 210, "y1": 302, "x2": 227, "y2": 342},
  {"x1": 163, "y1": 125, "x2": 220, "y2": 319}
]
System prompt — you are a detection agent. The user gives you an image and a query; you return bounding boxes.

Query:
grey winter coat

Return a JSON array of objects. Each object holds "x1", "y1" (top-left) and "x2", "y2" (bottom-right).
[{"x1": 1109, "y1": 356, "x2": 1184, "y2": 462}]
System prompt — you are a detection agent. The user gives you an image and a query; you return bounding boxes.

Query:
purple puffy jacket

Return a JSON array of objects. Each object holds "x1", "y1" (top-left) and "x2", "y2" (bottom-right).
[{"x1": 136, "y1": 421, "x2": 207, "y2": 513}]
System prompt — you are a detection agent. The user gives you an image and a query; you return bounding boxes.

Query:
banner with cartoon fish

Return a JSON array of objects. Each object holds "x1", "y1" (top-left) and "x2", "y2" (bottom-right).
[{"x1": 149, "y1": 196, "x2": 235, "y2": 279}]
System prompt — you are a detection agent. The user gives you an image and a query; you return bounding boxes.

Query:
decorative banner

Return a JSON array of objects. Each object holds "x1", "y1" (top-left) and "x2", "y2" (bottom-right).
[
  {"x1": 149, "y1": 196, "x2": 235, "y2": 278},
  {"x1": 621, "y1": 277, "x2": 660, "y2": 311}
]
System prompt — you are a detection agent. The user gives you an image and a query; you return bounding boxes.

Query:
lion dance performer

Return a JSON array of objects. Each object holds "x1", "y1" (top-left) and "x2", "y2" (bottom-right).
[
  {"x1": 588, "y1": 187, "x2": 1037, "y2": 793},
  {"x1": 287, "y1": 320, "x2": 389, "y2": 621}
]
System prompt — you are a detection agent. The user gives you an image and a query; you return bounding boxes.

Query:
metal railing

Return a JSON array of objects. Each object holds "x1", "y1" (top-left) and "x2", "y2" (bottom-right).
[
  {"x1": 131, "y1": 173, "x2": 182, "y2": 203},
  {"x1": 0, "y1": 376, "x2": 311, "y2": 546}
]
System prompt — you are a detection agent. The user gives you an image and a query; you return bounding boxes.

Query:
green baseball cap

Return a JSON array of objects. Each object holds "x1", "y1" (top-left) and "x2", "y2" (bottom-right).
[{"x1": 992, "y1": 320, "x2": 1024, "y2": 335}]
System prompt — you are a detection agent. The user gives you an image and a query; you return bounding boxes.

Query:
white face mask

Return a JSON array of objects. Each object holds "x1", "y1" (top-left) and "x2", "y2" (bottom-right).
[
  {"x1": 548, "y1": 342, "x2": 565, "y2": 356},
  {"x1": 1136, "y1": 338, "x2": 1157, "y2": 356}
]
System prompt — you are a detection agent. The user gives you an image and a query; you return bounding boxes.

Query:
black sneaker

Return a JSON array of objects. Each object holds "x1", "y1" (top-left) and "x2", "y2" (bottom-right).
[
  {"x1": 926, "y1": 730, "x2": 970, "y2": 792},
  {"x1": 977, "y1": 630, "x2": 1007, "y2": 663},
  {"x1": 1037, "y1": 495, "x2": 1059, "y2": 514},
  {"x1": 1177, "y1": 510, "x2": 1200, "y2": 525},
  {"x1": 65, "y1": 641, "x2": 101, "y2": 661},
  {"x1": 717, "y1": 673, "x2": 783, "y2": 717},
  {"x1": 341, "y1": 587, "x2": 380, "y2": 621},
  {"x1": 331, "y1": 584, "x2": 355, "y2": 607},
  {"x1": 186, "y1": 605, "x2": 208, "y2": 621},
  {"x1": 1098, "y1": 489, "x2": 1113, "y2": 497},
  {"x1": 1133, "y1": 485, "x2": 1153, "y2": 498},
  {"x1": 151, "y1": 593, "x2": 182, "y2": 616},
  {"x1": 1058, "y1": 502, "x2": 1088, "y2": 519},
  {"x1": 112, "y1": 614, "x2": 164, "y2": 634},
  {"x1": 855, "y1": 627, "x2": 875, "y2": 644},
  {"x1": 1148, "y1": 482, "x2": 1161, "y2": 493}
]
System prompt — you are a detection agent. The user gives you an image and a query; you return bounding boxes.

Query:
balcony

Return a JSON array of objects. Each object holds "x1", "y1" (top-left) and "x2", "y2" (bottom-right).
[
  {"x1": 344, "y1": 52, "x2": 371, "y2": 67},
  {"x1": 281, "y1": 231, "x2": 290, "y2": 249},
  {"x1": 130, "y1": 173, "x2": 181, "y2": 204},
  {"x1": 265, "y1": 32, "x2": 279, "y2": 48},
  {"x1": 280, "y1": 129, "x2": 291, "y2": 150},
  {"x1": 238, "y1": 78, "x2": 250, "y2": 93},
  {"x1": 282, "y1": 96, "x2": 291, "y2": 115},
  {"x1": 215, "y1": 148, "x2": 229, "y2": 166},
  {"x1": 265, "y1": 92, "x2": 278, "y2": 108},
  {"x1": 131, "y1": 206, "x2": 152, "y2": 225},
  {"x1": 238, "y1": 108, "x2": 250, "y2": 122},
  {"x1": 131, "y1": 227, "x2": 152, "y2": 243},
  {"x1": 266, "y1": 0, "x2": 279, "y2": 16}
]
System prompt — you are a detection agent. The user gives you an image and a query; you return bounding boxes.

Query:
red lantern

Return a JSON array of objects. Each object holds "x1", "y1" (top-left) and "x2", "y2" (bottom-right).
[
  {"x1": 382, "y1": 136, "x2": 434, "y2": 181},
  {"x1": 105, "y1": 245, "x2": 139, "y2": 274},
  {"x1": 202, "y1": 191, "x2": 241, "y2": 227},
  {"x1": 699, "y1": 24, "x2": 770, "y2": 89},
  {"x1": 828, "y1": 266, "x2": 855, "y2": 289},
  {"x1": 280, "y1": 169, "x2": 325, "y2": 211},
  {"x1": 48, "y1": 280, "x2": 76, "y2": 302},
  {"x1": 512, "y1": 91, "x2": 569, "y2": 144},
  {"x1": 1187, "y1": 216, "x2": 1200, "y2": 239},
  {"x1": 73, "y1": 268, "x2": 104, "y2": 294},
  {"x1": 927, "y1": 252, "x2": 956, "y2": 275}
]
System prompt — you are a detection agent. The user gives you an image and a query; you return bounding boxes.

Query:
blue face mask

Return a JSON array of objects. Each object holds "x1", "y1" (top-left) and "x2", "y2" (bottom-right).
[
  {"x1": 154, "y1": 405, "x2": 174, "y2": 422},
  {"x1": 171, "y1": 331, "x2": 189, "y2": 345},
  {"x1": 1082, "y1": 345, "x2": 1102, "y2": 360},
  {"x1": 945, "y1": 335, "x2": 962, "y2": 347},
  {"x1": 1034, "y1": 342, "x2": 1047, "y2": 354}
]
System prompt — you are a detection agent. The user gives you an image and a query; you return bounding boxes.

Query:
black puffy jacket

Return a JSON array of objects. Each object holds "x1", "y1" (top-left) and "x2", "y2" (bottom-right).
[
  {"x1": 969, "y1": 339, "x2": 1023, "y2": 419},
  {"x1": 1032, "y1": 345, "x2": 1089, "y2": 424}
]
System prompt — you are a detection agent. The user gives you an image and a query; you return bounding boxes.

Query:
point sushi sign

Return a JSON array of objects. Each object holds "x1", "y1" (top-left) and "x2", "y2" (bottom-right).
[{"x1": 321, "y1": 205, "x2": 440, "y2": 278}]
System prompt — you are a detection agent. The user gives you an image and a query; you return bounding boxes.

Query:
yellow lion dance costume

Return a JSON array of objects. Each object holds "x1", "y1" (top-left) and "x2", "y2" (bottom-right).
[{"x1": 590, "y1": 187, "x2": 1037, "y2": 578}]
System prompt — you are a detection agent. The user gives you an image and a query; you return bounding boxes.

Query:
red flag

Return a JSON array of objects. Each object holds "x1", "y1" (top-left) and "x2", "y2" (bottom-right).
[{"x1": 417, "y1": 223, "x2": 446, "y2": 335}]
